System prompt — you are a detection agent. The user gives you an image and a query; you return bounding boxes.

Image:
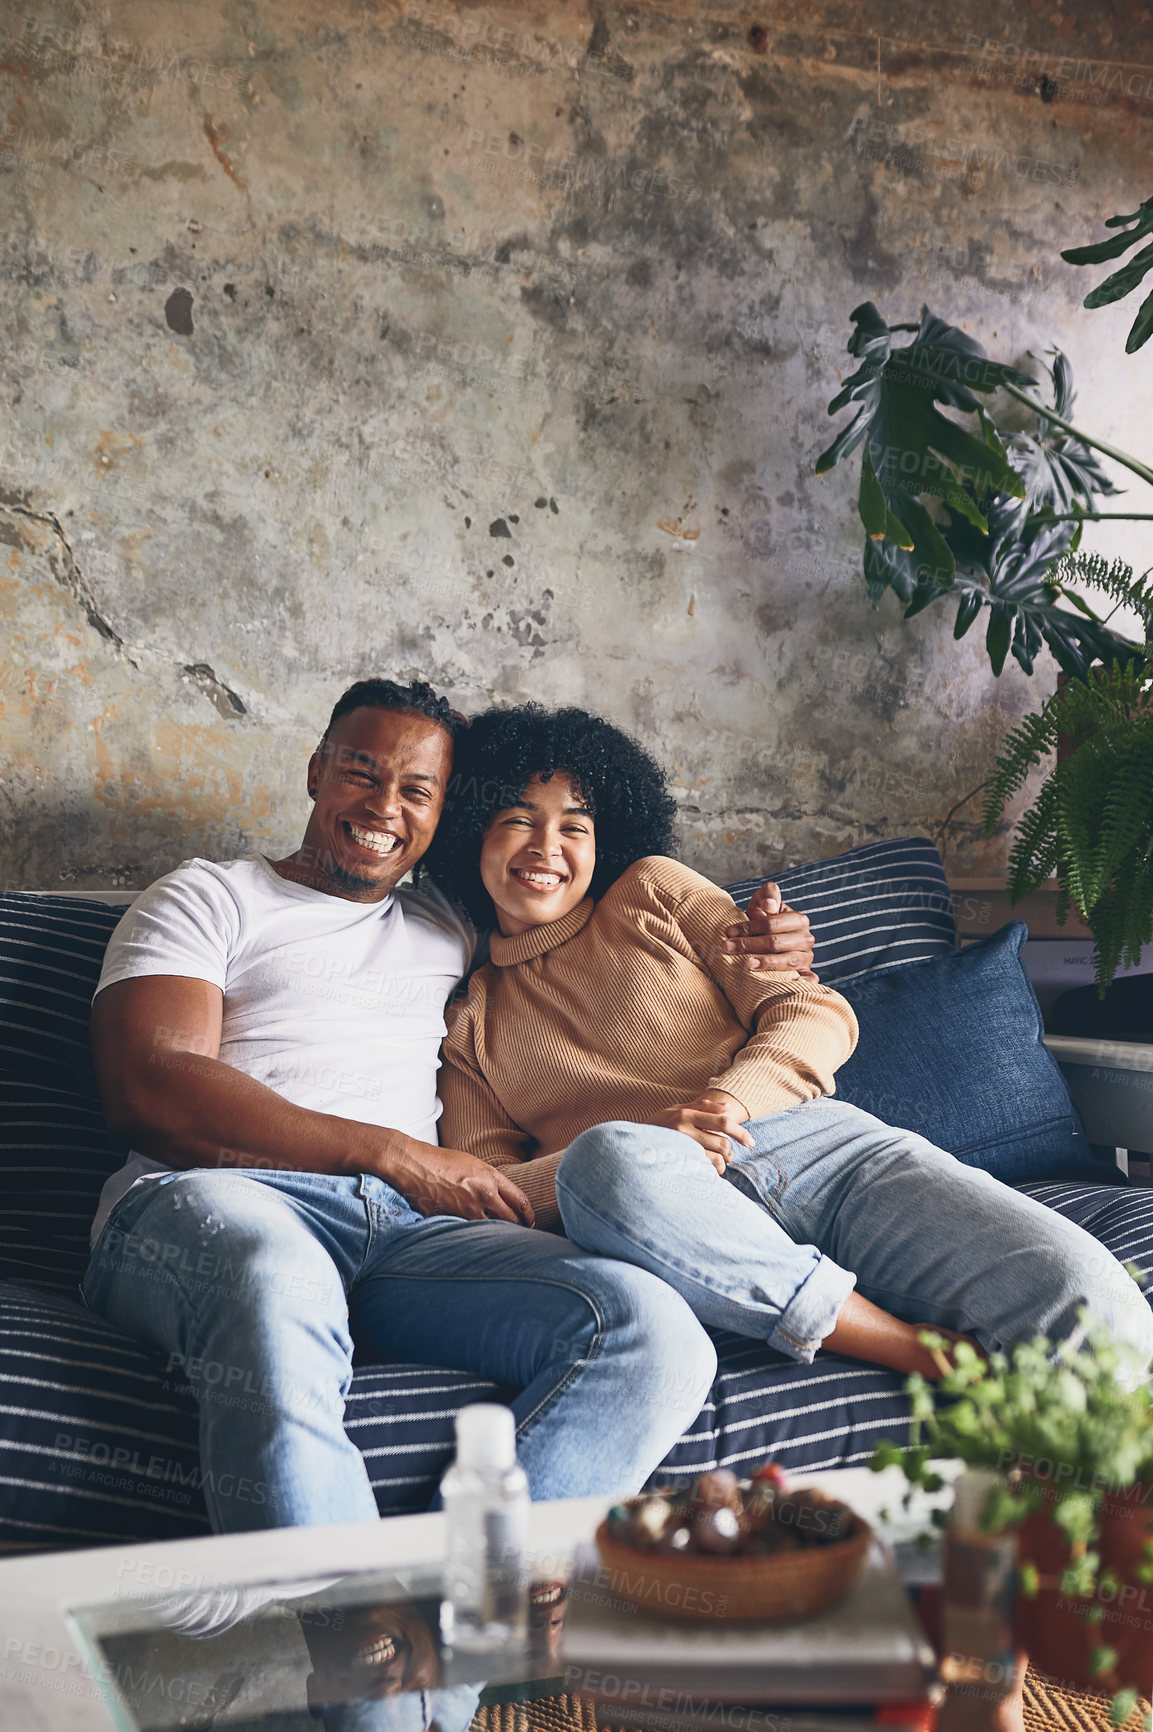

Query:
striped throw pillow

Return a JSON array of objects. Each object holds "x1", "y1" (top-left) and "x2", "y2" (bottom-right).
[{"x1": 724, "y1": 835, "x2": 956, "y2": 986}]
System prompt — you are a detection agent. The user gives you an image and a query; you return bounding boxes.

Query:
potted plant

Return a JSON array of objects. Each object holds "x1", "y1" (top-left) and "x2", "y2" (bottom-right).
[
  {"x1": 813, "y1": 253, "x2": 1153, "y2": 990},
  {"x1": 871, "y1": 1319, "x2": 1153, "y2": 1718}
]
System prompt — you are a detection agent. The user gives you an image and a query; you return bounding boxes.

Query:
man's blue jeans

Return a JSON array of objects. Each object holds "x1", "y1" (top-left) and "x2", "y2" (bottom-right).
[
  {"x1": 80, "y1": 1168, "x2": 717, "y2": 1533},
  {"x1": 555, "y1": 1099, "x2": 1153, "y2": 1368}
]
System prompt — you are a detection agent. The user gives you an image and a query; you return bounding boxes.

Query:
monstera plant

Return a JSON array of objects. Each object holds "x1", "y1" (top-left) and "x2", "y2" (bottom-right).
[
  {"x1": 815, "y1": 217, "x2": 1153, "y2": 990},
  {"x1": 1062, "y1": 196, "x2": 1153, "y2": 355},
  {"x1": 815, "y1": 304, "x2": 1153, "y2": 676}
]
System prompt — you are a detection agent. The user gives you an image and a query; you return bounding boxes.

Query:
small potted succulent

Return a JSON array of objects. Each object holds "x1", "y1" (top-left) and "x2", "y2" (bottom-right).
[{"x1": 871, "y1": 1315, "x2": 1153, "y2": 1720}]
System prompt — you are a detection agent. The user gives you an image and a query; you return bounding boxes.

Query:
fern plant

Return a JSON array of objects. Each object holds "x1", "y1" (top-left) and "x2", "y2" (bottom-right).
[{"x1": 983, "y1": 555, "x2": 1153, "y2": 992}]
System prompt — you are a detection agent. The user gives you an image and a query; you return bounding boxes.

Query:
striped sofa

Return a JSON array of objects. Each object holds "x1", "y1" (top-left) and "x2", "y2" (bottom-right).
[{"x1": 2, "y1": 837, "x2": 1149, "y2": 1553}]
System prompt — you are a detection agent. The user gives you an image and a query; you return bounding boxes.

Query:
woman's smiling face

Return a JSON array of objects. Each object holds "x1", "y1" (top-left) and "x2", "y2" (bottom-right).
[{"x1": 480, "y1": 772, "x2": 597, "y2": 936}]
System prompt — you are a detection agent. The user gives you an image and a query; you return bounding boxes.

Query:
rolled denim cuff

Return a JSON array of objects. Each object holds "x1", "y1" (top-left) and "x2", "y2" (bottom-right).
[{"x1": 767, "y1": 1254, "x2": 857, "y2": 1364}]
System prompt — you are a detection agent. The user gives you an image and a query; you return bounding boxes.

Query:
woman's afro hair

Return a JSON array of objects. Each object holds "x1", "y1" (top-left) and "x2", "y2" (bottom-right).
[{"x1": 426, "y1": 703, "x2": 679, "y2": 929}]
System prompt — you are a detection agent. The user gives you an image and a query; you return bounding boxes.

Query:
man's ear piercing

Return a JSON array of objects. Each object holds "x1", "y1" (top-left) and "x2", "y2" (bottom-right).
[{"x1": 308, "y1": 788, "x2": 316, "y2": 800}]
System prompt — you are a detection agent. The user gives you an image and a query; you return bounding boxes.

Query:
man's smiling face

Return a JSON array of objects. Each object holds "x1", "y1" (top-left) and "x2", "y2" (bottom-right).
[{"x1": 284, "y1": 706, "x2": 453, "y2": 901}]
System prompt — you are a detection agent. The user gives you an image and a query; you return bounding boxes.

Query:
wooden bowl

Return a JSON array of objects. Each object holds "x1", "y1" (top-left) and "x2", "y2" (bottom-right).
[{"x1": 594, "y1": 1509, "x2": 873, "y2": 1624}]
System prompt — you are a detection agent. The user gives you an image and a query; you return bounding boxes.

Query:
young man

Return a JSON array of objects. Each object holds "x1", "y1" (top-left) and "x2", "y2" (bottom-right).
[{"x1": 83, "y1": 678, "x2": 812, "y2": 1533}]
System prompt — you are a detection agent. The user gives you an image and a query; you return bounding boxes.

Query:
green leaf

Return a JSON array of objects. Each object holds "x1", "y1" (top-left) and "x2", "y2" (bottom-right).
[
  {"x1": 988, "y1": 656, "x2": 1153, "y2": 991},
  {"x1": 1112, "y1": 1686, "x2": 1139, "y2": 1726},
  {"x1": 864, "y1": 531, "x2": 918, "y2": 606},
  {"x1": 859, "y1": 446, "x2": 888, "y2": 537},
  {"x1": 986, "y1": 604, "x2": 1012, "y2": 676},
  {"x1": 956, "y1": 502, "x2": 1136, "y2": 679},
  {"x1": 978, "y1": 405, "x2": 1007, "y2": 457},
  {"x1": 1063, "y1": 228, "x2": 1148, "y2": 263},
  {"x1": 1126, "y1": 282, "x2": 1153, "y2": 354},
  {"x1": 891, "y1": 492, "x2": 956, "y2": 587},
  {"x1": 1051, "y1": 350, "x2": 1075, "y2": 420},
  {"x1": 1084, "y1": 239, "x2": 1153, "y2": 310},
  {"x1": 1062, "y1": 198, "x2": 1153, "y2": 353},
  {"x1": 1090, "y1": 1644, "x2": 1118, "y2": 1677},
  {"x1": 815, "y1": 407, "x2": 871, "y2": 476},
  {"x1": 1053, "y1": 583, "x2": 1099, "y2": 620},
  {"x1": 859, "y1": 448, "x2": 914, "y2": 546},
  {"x1": 1017, "y1": 1562, "x2": 1039, "y2": 1597},
  {"x1": 1061, "y1": 197, "x2": 1153, "y2": 265},
  {"x1": 953, "y1": 589, "x2": 985, "y2": 639},
  {"x1": 820, "y1": 304, "x2": 1147, "y2": 668}
]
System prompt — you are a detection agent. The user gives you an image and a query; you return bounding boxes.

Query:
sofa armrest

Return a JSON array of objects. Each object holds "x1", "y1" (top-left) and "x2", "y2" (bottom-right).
[{"x1": 1044, "y1": 1035, "x2": 1153, "y2": 1174}]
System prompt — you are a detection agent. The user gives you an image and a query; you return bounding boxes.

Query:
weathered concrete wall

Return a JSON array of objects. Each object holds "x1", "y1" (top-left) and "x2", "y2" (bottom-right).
[{"x1": 2, "y1": 0, "x2": 1151, "y2": 890}]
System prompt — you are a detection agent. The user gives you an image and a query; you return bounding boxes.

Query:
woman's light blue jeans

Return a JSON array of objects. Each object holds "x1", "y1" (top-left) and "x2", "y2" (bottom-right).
[
  {"x1": 81, "y1": 1168, "x2": 717, "y2": 1533},
  {"x1": 555, "y1": 1099, "x2": 1153, "y2": 1368}
]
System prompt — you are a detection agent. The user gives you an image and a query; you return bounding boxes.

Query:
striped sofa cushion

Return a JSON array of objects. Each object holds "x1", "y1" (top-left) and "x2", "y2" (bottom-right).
[
  {"x1": 724, "y1": 835, "x2": 956, "y2": 986},
  {"x1": 0, "y1": 1280, "x2": 207, "y2": 1550},
  {"x1": 0, "y1": 1080, "x2": 125, "y2": 1292},
  {"x1": 0, "y1": 1278, "x2": 914, "y2": 1551},
  {"x1": 0, "y1": 895, "x2": 125, "y2": 1091},
  {"x1": 1015, "y1": 1180, "x2": 1153, "y2": 1296},
  {"x1": 657, "y1": 1343, "x2": 912, "y2": 1482}
]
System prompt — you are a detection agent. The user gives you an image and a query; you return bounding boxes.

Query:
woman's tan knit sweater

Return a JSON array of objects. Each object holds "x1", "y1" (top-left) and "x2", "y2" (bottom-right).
[{"x1": 439, "y1": 856, "x2": 859, "y2": 1229}]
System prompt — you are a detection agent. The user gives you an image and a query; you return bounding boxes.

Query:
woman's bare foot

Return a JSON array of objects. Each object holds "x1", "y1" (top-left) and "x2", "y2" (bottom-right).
[
  {"x1": 822, "y1": 1293, "x2": 984, "y2": 1381},
  {"x1": 910, "y1": 1323, "x2": 987, "y2": 1381}
]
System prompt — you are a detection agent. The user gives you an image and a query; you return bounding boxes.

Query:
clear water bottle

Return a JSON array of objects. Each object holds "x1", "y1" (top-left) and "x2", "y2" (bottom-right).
[
  {"x1": 441, "y1": 1404, "x2": 530, "y2": 1651},
  {"x1": 941, "y1": 1468, "x2": 1016, "y2": 1686}
]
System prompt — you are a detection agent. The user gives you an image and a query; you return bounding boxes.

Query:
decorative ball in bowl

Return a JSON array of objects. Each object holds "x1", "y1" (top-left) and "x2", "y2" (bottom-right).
[{"x1": 594, "y1": 1464, "x2": 872, "y2": 1624}]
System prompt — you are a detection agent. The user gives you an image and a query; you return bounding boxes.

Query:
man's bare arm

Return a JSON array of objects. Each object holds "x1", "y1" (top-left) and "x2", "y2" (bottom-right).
[
  {"x1": 90, "y1": 976, "x2": 533, "y2": 1225},
  {"x1": 722, "y1": 882, "x2": 818, "y2": 979}
]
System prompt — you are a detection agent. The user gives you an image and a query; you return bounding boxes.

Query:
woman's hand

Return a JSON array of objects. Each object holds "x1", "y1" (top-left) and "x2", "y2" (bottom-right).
[{"x1": 645, "y1": 1089, "x2": 753, "y2": 1174}]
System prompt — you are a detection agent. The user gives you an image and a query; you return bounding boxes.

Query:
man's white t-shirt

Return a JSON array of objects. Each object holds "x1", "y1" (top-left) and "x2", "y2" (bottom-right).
[{"x1": 90, "y1": 855, "x2": 475, "y2": 1244}]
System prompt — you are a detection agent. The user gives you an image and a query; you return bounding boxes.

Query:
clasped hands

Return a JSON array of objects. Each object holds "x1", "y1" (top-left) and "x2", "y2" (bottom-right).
[
  {"x1": 645, "y1": 877, "x2": 816, "y2": 1175},
  {"x1": 723, "y1": 880, "x2": 818, "y2": 981},
  {"x1": 399, "y1": 881, "x2": 812, "y2": 1218}
]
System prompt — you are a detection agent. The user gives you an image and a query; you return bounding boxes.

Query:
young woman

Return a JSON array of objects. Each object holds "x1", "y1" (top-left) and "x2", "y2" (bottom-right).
[{"x1": 429, "y1": 705, "x2": 1152, "y2": 1381}]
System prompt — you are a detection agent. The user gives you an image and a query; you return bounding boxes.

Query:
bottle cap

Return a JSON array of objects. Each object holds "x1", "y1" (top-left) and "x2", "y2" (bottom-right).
[{"x1": 455, "y1": 1403, "x2": 518, "y2": 1469}]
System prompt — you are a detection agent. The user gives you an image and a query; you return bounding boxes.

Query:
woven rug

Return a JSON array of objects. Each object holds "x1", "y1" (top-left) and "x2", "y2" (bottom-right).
[
  {"x1": 470, "y1": 1673, "x2": 1153, "y2": 1732},
  {"x1": 472, "y1": 1695, "x2": 595, "y2": 1732},
  {"x1": 1023, "y1": 1667, "x2": 1151, "y2": 1732}
]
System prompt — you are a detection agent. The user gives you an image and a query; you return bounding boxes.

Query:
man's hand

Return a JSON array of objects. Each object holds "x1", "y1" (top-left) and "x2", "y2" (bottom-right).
[
  {"x1": 92, "y1": 978, "x2": 536, "y2": 1229},
  {"x1": 387, "y1": 1141, "x2": 535, "y2": 1227},
  {"x1": 644, "y1": 1089, "x2": 753, "y2": 1175},
  {"x1": 722, "y1": 882, "x2": 818, "y2": 981}
]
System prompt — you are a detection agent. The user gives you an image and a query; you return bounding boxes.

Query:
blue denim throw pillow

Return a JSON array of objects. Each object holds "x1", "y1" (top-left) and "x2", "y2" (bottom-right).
[{"x1": 831, "y1": 922, "x2": 1087, "y2": 1183}]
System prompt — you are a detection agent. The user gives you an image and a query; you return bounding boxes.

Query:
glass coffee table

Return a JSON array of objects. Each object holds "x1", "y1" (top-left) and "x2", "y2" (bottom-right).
[
  {"x1": 71, "y1": 1560, "x2": 567, "y2": 1732},
  {"x1": 0, "y1": 1469, "x2": 954, "y2": 1732}
]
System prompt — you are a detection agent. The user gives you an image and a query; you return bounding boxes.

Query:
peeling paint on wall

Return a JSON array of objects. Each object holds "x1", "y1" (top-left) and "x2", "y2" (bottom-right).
[{"x1": 1, "y1": 0, "x2": 1151, "y2": 890}]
